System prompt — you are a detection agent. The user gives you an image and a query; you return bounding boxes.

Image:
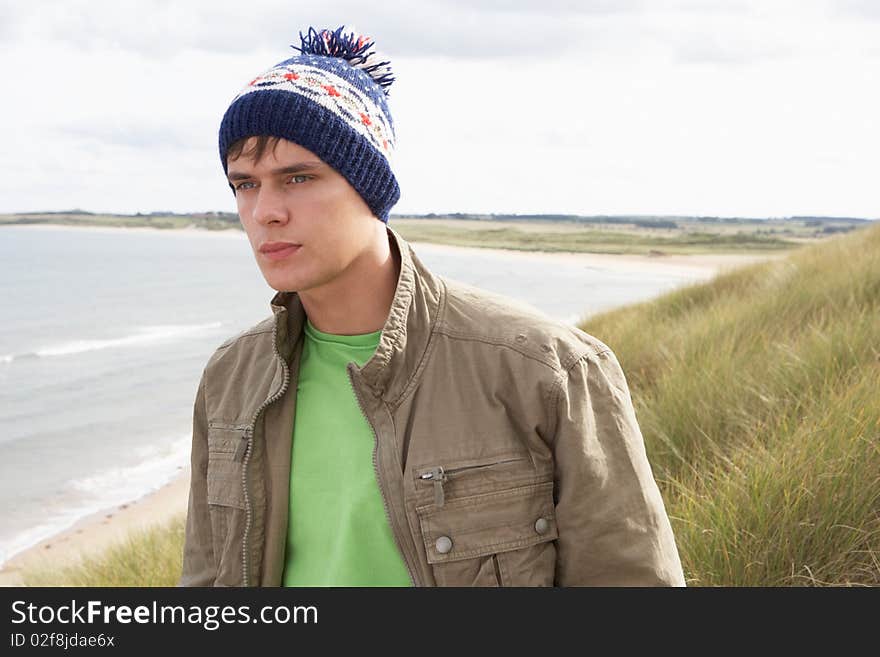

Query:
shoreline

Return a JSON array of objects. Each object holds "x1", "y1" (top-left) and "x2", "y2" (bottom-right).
[
  {"x1": 0, "y1": 469, "x2": 190, "y2": 587},
  {"x1": 408, "y1": 240, "x2": 786, "y2": 277},
  {"x1": 0, "y1": 224, "x2": 787, "y2": 586},
  {"x1": 5, "y1": 222, "x2": 787, "y2": 274}
]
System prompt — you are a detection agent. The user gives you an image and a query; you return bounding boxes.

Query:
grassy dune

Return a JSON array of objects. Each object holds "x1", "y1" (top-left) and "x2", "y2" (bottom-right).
[
  {"x1": 21, "y1": 516, "x2": 186, "y2": 587},
  {"x1": 582, "y1": 221, "x2": 880, "y2": 585},
  {"x1": 21, "y1": 222, "x2": 879, "y2": 586}
]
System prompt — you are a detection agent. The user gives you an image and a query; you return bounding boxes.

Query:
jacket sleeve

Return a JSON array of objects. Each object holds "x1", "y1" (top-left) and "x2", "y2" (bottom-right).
[
  {"x1": 551, "y1": 347, "x2": 686, "y2": 586},
  {"x1": 178, "y1": 370, "x2": 217, "y2": 586}
]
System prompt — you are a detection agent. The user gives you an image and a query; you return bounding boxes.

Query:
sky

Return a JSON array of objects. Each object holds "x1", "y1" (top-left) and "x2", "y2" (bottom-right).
[{"x1": 1, "y1": 0, "x2": 878, "y2": 219}]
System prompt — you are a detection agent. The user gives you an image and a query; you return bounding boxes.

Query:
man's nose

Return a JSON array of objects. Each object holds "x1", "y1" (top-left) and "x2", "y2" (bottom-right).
[{"x1": 253, "y1": 185, "x2": 288, "y2": 225}]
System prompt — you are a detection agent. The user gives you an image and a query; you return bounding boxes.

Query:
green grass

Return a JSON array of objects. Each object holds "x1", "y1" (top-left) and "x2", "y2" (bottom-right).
[
  {"x1": 21, "y1": 515, "x2": 186, "y2": 587},
  {"x1": 581, "y1": 222, "x2": 880, "y2": 585},
  {"x1": 20, "y1": 222, "x2": 880, "y2": 586}
]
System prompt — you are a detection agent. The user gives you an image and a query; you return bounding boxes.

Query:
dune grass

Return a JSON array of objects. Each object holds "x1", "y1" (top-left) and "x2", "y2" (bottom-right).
[
  {"x1": 580, "y1": 221, "x2": 880, "y2": 585},
  {"x1": 21, "y1": 222, "x2": 879, "y2": 586},
  {"x1": 21, "y1": 515, "x2": 186, "y2": 587}
]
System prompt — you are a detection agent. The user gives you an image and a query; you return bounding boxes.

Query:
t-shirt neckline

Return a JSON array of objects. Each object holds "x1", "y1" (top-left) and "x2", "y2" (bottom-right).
[{"x1": 304, "y1": 317, "x2": 382, "y2": 347}]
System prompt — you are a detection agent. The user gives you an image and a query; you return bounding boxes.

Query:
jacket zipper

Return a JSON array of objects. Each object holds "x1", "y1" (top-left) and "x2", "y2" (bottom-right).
[
  {"x1": 239, "y1": 315, "x2": 291, "y2": 587},
  {"x1": 347, "y1": 364, "x2": 417, "y2": 587},
  {"x1": 419, "y1": 466, "x2": 448, "y2": 507},
  {"x1": 418, "y1": 457, "x2": 526, "y2": 508}
]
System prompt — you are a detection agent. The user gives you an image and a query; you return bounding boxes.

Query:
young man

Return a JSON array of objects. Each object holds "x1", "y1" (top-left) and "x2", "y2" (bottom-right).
[{"x1": 179, "y1": 26, "x2": 686, "y2": 587}]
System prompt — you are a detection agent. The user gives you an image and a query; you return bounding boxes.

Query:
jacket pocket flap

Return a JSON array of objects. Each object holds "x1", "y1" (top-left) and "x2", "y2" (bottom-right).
[
  {"x1": 416, "y1": 481, "x2": 557, "y2": 564},
  {"x1": 206, "y1": 426, "x2": 247, "y2": 509}
]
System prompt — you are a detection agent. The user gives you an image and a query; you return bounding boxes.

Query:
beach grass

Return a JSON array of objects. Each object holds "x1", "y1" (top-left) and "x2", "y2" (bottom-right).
[
  {"x1": 18, "y1": 221, "x2": 880, "y2": 586},
  {"x1": 581, "y1": 221, "x2": 880, "y2": 585},
  {"x1": 20, "y1": 515, "x2": 186, "y2": 587}
]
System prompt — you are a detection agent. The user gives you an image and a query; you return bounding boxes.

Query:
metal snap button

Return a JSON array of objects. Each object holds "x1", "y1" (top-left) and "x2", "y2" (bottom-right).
[
  {"x1": 534, "y1": 517, "x2": 550, "y2": 535},
  {"x1": 435, "y1": 536, "x2": 453, "y2": 554}
]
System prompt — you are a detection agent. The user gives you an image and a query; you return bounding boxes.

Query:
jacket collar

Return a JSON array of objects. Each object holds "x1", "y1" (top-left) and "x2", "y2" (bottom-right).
[{"x1": 268, "y1": 225, "x2": 445, "y2": 404}]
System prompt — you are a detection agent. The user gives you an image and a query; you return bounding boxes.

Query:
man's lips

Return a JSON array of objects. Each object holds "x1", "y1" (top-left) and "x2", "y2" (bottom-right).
[
  {"x1": 259, "y1": 241, "x2": 301, "y2": 260},
  {"x1": 259, "y1": 241, "x2": 300, "y2": 253}
]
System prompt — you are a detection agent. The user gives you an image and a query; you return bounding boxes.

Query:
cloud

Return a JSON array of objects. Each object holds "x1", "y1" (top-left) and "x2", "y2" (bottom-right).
[
  {"x1": 436, "y1": 0, "x2": 646, "y2": 15},
  {"x1": 54, "y1": 119, "x2": 204, "y2": 151},
  {"x1": 834, "y1": 0, "x2": 880, "y2": 20},
  {"x1": 670, "y1": 33, "x2": 794, "y2": 66},
  {"x1": 1, "y1": 0, "x2": 878, "y2": 216},
  {"x1": 3, "y1": 0, "x2": 825, "y2": 67},
  {"x1": 3, "y1": 0, "x2": 627, "y2": 60}
]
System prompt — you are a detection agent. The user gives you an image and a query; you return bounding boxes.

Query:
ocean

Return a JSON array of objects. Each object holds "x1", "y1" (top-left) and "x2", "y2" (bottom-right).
[{"x1": 0, "y1": 224, "x2": 709, "y2": 564}]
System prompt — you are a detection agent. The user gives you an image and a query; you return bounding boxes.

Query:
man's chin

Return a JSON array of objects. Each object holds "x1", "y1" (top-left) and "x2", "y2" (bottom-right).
[
  {"x1": 259, "y1": 267, "x2": 305, "y2": 291},
  {"x1": 268, "y1": 282, "x2": 301, "y2": 293},
  {"x1": 260, "y1": 267, "x2": 334, "y2": 296},
  {"x1": 264, "y1": 275, "x2": 315, "y2": 294}
]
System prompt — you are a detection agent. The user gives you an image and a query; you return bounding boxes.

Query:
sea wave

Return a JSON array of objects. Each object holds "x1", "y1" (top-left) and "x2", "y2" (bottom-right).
[
  {"x1": 0, "y1": 322, "x2": 224, "y2": 364},
  {"x1": 0, "y1": 433, "x2": 191, "y2": 567},
  {"x1": 70, "y1": 435, "x2": 191, "y2": 499}
]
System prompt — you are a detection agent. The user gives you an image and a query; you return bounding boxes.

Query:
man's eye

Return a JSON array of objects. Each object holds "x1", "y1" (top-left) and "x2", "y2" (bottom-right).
[
  {"x1": 290, "y1": 174, "x2": 311, "y2": 184},
  {"x1": 234, "y1": 181, "x2": 254, "y2": 191}
]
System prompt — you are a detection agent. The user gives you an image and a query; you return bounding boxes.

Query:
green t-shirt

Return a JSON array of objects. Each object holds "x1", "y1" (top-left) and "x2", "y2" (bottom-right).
[{"x1": 281, "y1": 318, "x2": 411, "y2": 586}]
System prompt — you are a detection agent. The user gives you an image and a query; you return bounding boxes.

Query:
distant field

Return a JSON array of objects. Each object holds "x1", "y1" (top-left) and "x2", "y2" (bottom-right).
[
  {"x1": 0, "y1": 212, "x2": 238, "y2": 231},
  {"x1": 391, "y1": 217, "x2": 856, "y2": 255},
  {"x1": 392, "y1": 220, "x2": 787, "y2": 255},
  {"x1": 1, "y1": 212, "x2": 871, "y2": 256}
]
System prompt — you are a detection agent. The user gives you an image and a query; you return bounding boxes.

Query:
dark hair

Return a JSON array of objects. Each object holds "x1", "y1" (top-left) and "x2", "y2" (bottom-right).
[{"x1": 226, "y1": 135, "x2": 282, "y2": 165}]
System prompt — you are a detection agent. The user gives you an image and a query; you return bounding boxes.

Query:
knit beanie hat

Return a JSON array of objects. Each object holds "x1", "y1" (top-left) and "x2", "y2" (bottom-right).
[{"x1": 218, "y1": 26, "x2": 399, "y2": 223}]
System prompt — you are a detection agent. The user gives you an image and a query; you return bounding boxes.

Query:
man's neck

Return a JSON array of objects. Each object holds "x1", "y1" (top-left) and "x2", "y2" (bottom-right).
[{"x1": 299, "y1": 228, "x2": 401, "y2": 336}]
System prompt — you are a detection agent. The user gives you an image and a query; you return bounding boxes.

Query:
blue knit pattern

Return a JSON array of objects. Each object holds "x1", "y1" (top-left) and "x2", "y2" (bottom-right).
[{"x1": 219, "y1": 53, "x2": 399, "y2": 222}]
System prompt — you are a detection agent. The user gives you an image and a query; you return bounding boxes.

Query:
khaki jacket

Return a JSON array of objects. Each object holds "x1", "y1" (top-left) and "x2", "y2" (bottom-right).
[{"x1": 179, "y1": 226, "x2": 686, "y2": 587}]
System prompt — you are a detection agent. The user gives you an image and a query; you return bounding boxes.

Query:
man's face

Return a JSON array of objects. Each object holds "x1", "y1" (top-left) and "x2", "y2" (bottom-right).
[{"x1": 226, "y1": 137, "x2": 377, "y2": 293}]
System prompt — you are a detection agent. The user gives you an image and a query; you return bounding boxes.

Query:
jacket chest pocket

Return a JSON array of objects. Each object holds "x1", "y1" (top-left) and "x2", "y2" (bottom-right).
[
  {"x1": 206, "y1": 423, "x2": 249, "y2": 510},
  {"x1": 416, "y1": 481, "x2": 558, "y2": 587}
]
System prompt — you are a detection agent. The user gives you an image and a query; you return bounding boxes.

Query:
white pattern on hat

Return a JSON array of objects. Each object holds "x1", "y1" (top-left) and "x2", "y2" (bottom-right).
[{"x1": 232, "y1": 62, "x2": 396, "y2": 165}]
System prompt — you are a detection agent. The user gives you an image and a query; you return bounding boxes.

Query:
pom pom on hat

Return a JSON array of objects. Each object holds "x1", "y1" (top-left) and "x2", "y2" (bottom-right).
[{"x1": 291, "y1": 25, "x2": 395, "y2": 96}]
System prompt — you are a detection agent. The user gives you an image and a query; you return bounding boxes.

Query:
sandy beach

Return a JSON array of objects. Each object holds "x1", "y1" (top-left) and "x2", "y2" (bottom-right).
[
  {"x1": 0, "y1": 223, "x2": 787, "y2": 586},
  {"x1": 0, "y1": 470, "x2": 190, "y2": 586},
  {"x1": 409, "y1": 240, "x2": 787, "y2": 278}
]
